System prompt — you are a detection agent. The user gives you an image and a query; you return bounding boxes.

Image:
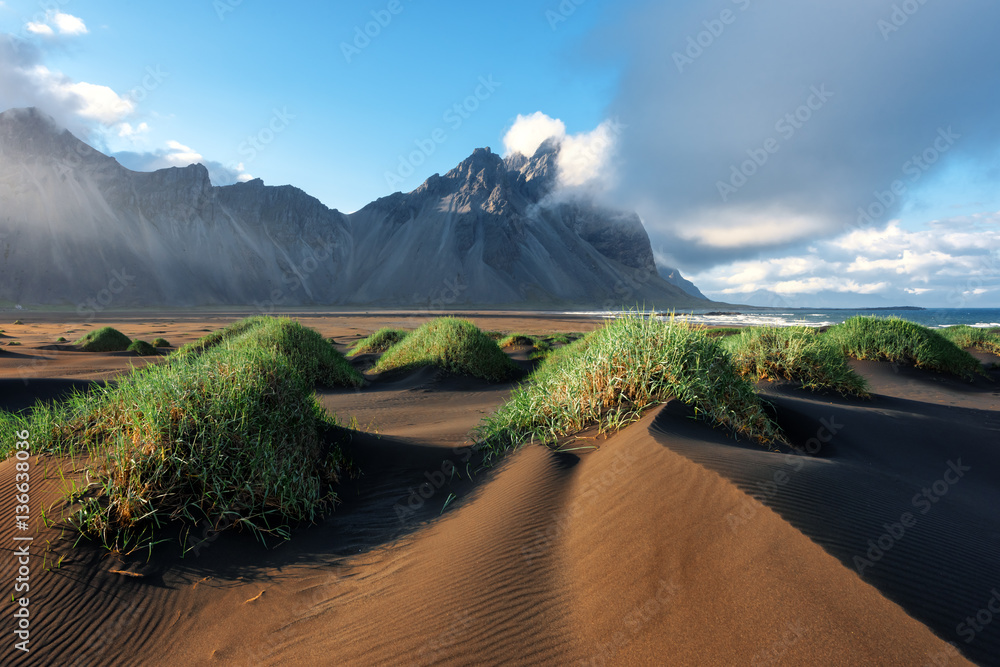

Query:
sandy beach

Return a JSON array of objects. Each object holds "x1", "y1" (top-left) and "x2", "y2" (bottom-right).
[{"x1": 0, "y1": 311, "x2": 997, "y2": 666}]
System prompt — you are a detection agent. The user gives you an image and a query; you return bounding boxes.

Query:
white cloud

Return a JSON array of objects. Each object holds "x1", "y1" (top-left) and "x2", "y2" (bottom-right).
[
  {"x1": 51, "y1": 12, "x2": 87, "y2": 35},
  {"x1": 25, "y1": 22, "x2": 54, "y2": 37},
  {"x1": 502, "y1": 112, "x2": 566, "y2": 158},
  {"x1": 24, "y1": 11, "x2": 88, "y2": 37},
  {"x1": 691, "y1": 214, "x2": 1000, "y2": 306},
  {"x1": 117, "y1": 121, "x2": 149, "y2": 138},
  {"x1": 24, "y1": 65, "x2": 133, "y2": 124},
  {"x1": 502, "y1": 111, "x2": 622, "y2": 192}
]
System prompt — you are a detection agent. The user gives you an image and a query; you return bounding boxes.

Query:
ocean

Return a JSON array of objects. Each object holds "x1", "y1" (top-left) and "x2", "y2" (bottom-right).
[{"x1": 576, "y1": 308, "x2": 1000, "y2": 329}]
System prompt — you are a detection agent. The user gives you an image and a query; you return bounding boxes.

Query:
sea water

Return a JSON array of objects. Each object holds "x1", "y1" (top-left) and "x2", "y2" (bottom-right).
[{"x1": 571, "y1": 308, "x2": 1000, "y2": 329}]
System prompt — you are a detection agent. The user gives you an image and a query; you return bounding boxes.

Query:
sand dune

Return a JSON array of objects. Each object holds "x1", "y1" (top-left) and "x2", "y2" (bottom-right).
[{"x1": 0, "y1": 313, "x2": 994, "y2": 665}]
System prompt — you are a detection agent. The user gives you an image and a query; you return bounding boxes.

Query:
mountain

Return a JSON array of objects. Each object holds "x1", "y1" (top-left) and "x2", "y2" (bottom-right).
[
  {"x1": 657, "y1": 266, "x2": 707, "y2": 300},
  {"x1": 0, "y1": 107, "x2": 710, "y2": 310}
]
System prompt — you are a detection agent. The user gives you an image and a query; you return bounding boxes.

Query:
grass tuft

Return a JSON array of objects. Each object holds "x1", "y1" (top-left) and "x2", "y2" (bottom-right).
[
  {"x1": 826, "y1": 316, "x2": 983, "y2": 380},
  {"x1": 126, "y1": 340, "x2": 158, "y2": 356},
  {"x1": 474, "y1": 312, "x2": 781, "y2": 461},
  {"x1": 0, "y1": 316, "x2": 362, "y2": 553},
  {"x1": 350, "y1": 328, "x2": 408, "y2": 355},
  {"x1": 372, "y1": 318, "x2": 519, "y2": 382},
  {"x1": 74, "y1": 327, "x2": 132, "y2": 352},
  {"x1": 498, "y1": 334, "x2": 536, "y2": 348},
  {"x1": 938, "y1": 325, "x2": 1000, "y2": 356},
  {"x1": 723, "y1": 327, "x2": 869, "y2": 397},
  {"x1": 151, "y1": 337, "x2": 171, "y2": 348}
]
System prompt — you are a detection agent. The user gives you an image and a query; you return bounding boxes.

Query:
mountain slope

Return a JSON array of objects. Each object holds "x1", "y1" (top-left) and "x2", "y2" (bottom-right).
[{"x1": 0, "y1": 107, "x2": 708, "y2": 309}]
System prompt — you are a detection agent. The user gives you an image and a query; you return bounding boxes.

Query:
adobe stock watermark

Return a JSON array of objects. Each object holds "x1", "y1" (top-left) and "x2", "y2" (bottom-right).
[
  {"x1": 521, "y1": 448, "x2": 638, "y2": 566},
  {"x1": 214, "y1": 0, "x2": 245, "y2": 21},
  {"x1": 673, "y1": 0, "x2": 753, "y2": 74},
  {"x1": 853, "y1": 459, "x2": 970, "y2": 576},
  {"x1": 877, "y1": 0, "x2": 933, "y2": 41},
  {"x1": 750, "y1": 621, "x2": 809, "y2": 666},
  {"x1": 956, "y1": 588, "x2": 1000, "y2": 645},
  {"x1": 717, "y1": 84, "x2": 834, "y2": 202},
  {"x1": 114, "y1": 65, "x2": 169, "y2": 116},
  {"x1": 76, "y1": 267, "x2": 136, "y2": 320},
  {"x1": 727, "y1": 415, "x2": 843, "y2": 532},
  {"x1": 854, "y1": 126, "x2": 959, "y2": 231},
  {"x1": 237, "y1": 107, "x2": 295, "y2": 165},
  {"x1": 545, "y1": 0, "x2": 587, "y2": 31},
  {"x1": 580, "y1": 577, "x2": 681, "y2": 666},
  {"x1": 394, "y1": 441, "x2": 479, "y2": 525},
  {"x1": 253, "y1": 234, "x2": 341, "y2": 315},
  {"x1": 341, "y1": 0, "x2": 410, "y2": 64},
  {"x1": 384, "y1": 75, "x2": 501, "y2": 189}
]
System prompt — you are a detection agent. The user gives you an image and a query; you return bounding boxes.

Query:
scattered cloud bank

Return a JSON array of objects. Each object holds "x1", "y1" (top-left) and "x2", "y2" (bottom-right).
[
  {"x1": 26, "y1": 11, "x2": 88, "y2": 37},
  {"x1": 691, "y1": 215, "x2": 1000, "y2": 307},
  {"x1": 0, "y1": 19, "x2": 247, "y2": 186}
]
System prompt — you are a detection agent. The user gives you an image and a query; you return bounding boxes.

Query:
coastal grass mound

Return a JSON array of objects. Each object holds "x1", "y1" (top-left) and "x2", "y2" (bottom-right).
[
  {"x1": 475, "y1": 313, "x2": 781, "y2": 461},
  {"x1": 126, "y1": 339, "x2": 158, "y2": 356},
  {"x1": 350, "y1": 328, "x2": 408, "y2": 355},
  {"x1": 826, "y1": 316, "x2": 982, "y2": 380},
  {"x1": 0, "y1": 316, "x2": 361, "y2": 553},
  {"x1": 372, "y1": 318, "x2": 519, "y2": 382},
  {"x1": 179, "y1": 317, "x2": 364, "y2": 388},
  {"x1": 724, "y1": 327, "x2": 870, "y2": 397},
  {"x1": 938, "y1": 325, "x2": 1000, "y2": 356},
  {"x1": 151, "y1": 337, "x2": 171, "y2": 348},
  {"x1": 74, "y1": 327, "x2": 131, "y2": 352}
]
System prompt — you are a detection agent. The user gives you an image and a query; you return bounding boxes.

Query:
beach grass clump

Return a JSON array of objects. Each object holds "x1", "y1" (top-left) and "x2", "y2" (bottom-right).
[
  {"x1": 0, "y1": 316, "x2": 357, "y2": 553},
  {"x1": 350, "y1": 328, "x2": 408, "y2": 355},
  {"x1": 74, "y1": 326, "x2": 132, "y2": 352},
  {"x1": 372, "y1": 318, "x2": 519, "y2": 382},
  {"x1": 151, "y1": 337, "x2": 171, "y2": 348},
  {"x1": 175, "y1": 317, "x2": 269, "y2": 356},
  {"x1": 724, "y1": 327, "x2": 869, "y2": 397},
  {"x1": 498, "y1": 333, "x2": 536, "y2": 348},
  {"x1": 474, "y1": 313, "x2": 781, "y2": 460},
  {"x1": 126, "y1": 340, "x2": 158, "y2": 356},
  {"x1": 938, "y1": 325, "x2": 1000, "y2": 356},
  {"x1": 827, "y1": 316, "x2": 983, "y2": 380}
]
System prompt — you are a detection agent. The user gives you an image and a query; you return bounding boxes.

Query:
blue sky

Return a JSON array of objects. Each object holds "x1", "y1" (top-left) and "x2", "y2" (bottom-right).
[
  {"x1": 0, "y1": 0, "x2": 616, "y2": 211},
  {"x1": 1, "y1": 0, "x2": 998, "y2": 307}
]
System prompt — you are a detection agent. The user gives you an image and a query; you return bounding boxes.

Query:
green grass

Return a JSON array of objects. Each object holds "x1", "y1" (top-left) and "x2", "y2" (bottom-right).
[
  {"x1": 723, "y1": 327, "x2": 869, "y2": 397},
  {"x1": 13, "y1": 319, "x2": 23, "y2": 325},
  {"x1": 7, "y1": 341, "x2": 20, "y2": 346},
  {"x1": 938, "y1": 325, "x2": 1000, "y2": 356},
  {"x1": 498, "y1": 334, "x2": 536, "y2": 348},
  {"x1": 826, "y1": 316, "x2": 983, "y2": 380},
  {"x1": 74, "y1": 327, "x2": 132, "y2": 352},
  {"x1": 178, "y1": 317, "x2": 364, "y2": 388},
  {"x1": 151, "y1": 337, "x2": 171, "y2": 348},
  {"x1": 127, "y1": 340, "x2": 158, "y2": 356},
  {"x1": 175, "y1": 318, "x2": 268, "y2": 356},
  {"x1": 474, "y1": 313, "x2": 781, "y2": 461},
  {"x1": 703, "y1": 327, "x2": 743, "y2": 338},
  {"x1": 57, "y1": 336, "x2": 67, "y2": 343},
  {"x1": 0, "y1": 316, "x2": 363, "y2": 553},
  {"x1": 349, "y1": 328, "x2": 408, "y2": 355},
  {"x1": 372, "y1": 318, "x2": 519, "y2": 382}
]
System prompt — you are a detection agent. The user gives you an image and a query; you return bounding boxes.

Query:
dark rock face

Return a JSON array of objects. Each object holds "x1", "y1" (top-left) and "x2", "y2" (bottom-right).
[{"x1": 0, "y1": 108, "x2": 709, "y2": 309}]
